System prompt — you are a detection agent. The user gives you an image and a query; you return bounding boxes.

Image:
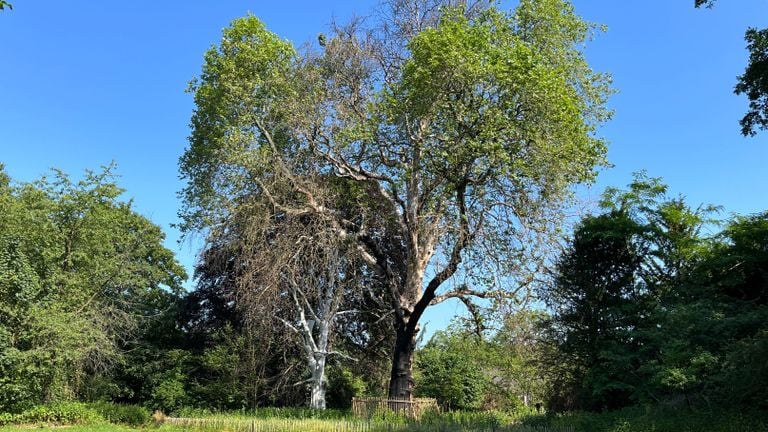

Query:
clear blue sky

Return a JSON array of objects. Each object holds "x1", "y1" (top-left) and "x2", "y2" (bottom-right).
[{"x1": 2, "y1": 1, "x2": 767, "y2": 333}]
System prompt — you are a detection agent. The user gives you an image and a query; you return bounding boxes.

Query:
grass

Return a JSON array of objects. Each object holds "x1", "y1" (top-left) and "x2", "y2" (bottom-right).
[
  {"x1": 1, "y1": 405, "x2": 767, "y2": 432},
  {"x1": 0, "y1": 426, "x2": 142, "y2": 431},
  {"x1": 521, "y1": 406, "x2": 768, "y2": 432}
]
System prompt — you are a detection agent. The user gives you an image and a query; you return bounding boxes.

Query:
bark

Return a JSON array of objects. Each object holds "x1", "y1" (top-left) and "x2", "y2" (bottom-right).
[
  {"x1": 388, "y1": 320, "x2": 418, "y2": 400},
  {"x1": 308, "y1": 354, "x2": 327, "y2": 410}
]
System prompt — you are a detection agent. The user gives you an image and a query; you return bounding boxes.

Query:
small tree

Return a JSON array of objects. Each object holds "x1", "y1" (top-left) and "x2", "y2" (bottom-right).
[
  {"x1": 415, "y1": 330, "x2": 487, "y2": 410},
  {"x1": 234, "y1": 206, "x2": 370, "y2": 410}
]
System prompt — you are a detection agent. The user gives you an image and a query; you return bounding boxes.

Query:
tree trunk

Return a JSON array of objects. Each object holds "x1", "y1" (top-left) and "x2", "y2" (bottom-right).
[
  {"x1": 388, "y1": 323, "x2": 417, "y2": 400},
  {"x1": 308, "y1": 355, "x2": 327, "y2": 410}
]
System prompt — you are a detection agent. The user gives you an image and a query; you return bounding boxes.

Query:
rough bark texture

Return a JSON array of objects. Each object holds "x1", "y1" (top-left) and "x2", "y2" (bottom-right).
[{"x1": 388, "y1": 323, "x2": 418, "y2": 399}]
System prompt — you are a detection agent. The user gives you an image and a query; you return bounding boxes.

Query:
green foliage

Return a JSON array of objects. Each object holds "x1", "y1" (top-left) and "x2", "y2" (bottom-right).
[
  {"x1": 0, "y1": 402, "x2": 102, "y2": 426},
  {"x1": 326, "y1": 365, "x2": 366, "y2": 409},
  {"x1": 0, "y1": 238, "x2": 43, "y2": 412},
  {"x1": 415, "y1": 345, "x2": 486, "y2": 410},
  {"x1": 544, "y1": 210, "x2": 650, "y2": 410},
  {"x1": 695, "y1": 0, "x2": 768, "y2": 136},
  {"x1": 489, "y1": 311, "x2": 550, "y2": 410},
  {"x1": 0, "y1": 165, "x2": 186, "y2": 412},
  {"x1": 90, "y1": 402, "x2": 150, "y2": 426},
  {"x1": 650, "y1": 211, "x2": 768, "y2": 408},
  {"x1": 414, "y1": 326, "x2": 494, "y2": 410},
  {"x1": 180, "y1": 14, "x2": 298, "y2": 233},
  {"x1": 142, "y1": 350, "x2": 192, "y2": 413},
  {"x1": 736, "y1": 27, "x2": 768, "y2": 136},
  {"x1": 543, "y1": 174, "x2": 720, "y2": 411},
  {"x1": 544, "y1": 173, "x2": 768, "y2": 414},
  {"x1": 413, "y1": 317, "x2": 552, "y2": 412}
]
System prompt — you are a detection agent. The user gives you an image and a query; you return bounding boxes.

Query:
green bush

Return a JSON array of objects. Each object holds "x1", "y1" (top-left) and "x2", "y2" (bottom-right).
[
  {"x1": 151, "y1": 372, "x2": 189, "y2": 413},
  {"x1": 415, "y1": 346, "x2": 486, "y2": 410},
  {"x1": 0, "y1": 412, "x2": 20, "y2": 426},
  {"x1": 16, "y1": 401, "x2": 102, "y2": 425},
  {"x1": 90, "y1": 401, "x2": 151, "y2": 426},
  {"x1": 326, "y1": 366, "x2": 366, "y2": 409}
]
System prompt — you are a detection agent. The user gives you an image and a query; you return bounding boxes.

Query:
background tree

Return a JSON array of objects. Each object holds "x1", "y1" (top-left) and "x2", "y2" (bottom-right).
[
  {"x1": 542, "y1": 174, "x2": 718, "y2": 411},
  {"x1": 649, "y1": 211, "x2": 768, "y2": 409},
  {"x1": 545, "y1": 211, "x2": 650, "y2": 410},
  {"x1": 233, "y1": 201, "x2": 373, "y2": 410},
  {"x1": 0, "y1": 165, "x2": 186, "y2": 412},
  {"x1": 695, "y1": 0, "x2": 768, "y2": 136},
  {"x1": 490, "y1": 310, "x2": 550, "y2": 409},
  {"x1": 413, "y1": 315, "x2": 552, "y2": 411},
  {"x1": 414, "y1": 329, "x2": 487, "y2": 410},
  {"x1": 179, "y1": 0, "x2": 612, "y2": 400}
]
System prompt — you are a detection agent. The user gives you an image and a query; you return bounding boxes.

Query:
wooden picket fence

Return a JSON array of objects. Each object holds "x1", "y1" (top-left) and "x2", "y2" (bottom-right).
[
  {"x1": 162, "y1": 415, "x2": 576, "y2": 432},
  {"x1": 351, "y1": 397, "x2": 439, "y2": 419},
  {"x1": 164, "y1": 416, "x2": 373, "y2": 431}
]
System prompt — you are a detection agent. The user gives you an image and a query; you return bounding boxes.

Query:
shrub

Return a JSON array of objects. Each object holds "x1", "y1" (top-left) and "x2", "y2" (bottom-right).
[
  {"x1": 327, "y1": 366, "x2": 366, "y2": 409},
  {"x1": 17, "y1": 401, "x2": 102, "y2": 425},
  {"x1": 91, "y1": 401, "x2": 151, "y2": 426},
  {"x1": 520, "y1": 406, "x2": 768, "y2": 432},
  {"x1": 0, "y1": 412, "x2": 20, "y2": 426},
  {"x1": 151, "y1": 372, "x2": 189, "y2": 413}
]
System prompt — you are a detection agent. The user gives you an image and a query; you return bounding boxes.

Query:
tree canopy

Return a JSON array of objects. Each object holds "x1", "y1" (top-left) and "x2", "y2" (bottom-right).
[
  {"x1": 179, "y1": 0, "x2": 612, "y2": 400},
  {"x1": 0, "y1": 164, "x2": 186, "y2": 411}
]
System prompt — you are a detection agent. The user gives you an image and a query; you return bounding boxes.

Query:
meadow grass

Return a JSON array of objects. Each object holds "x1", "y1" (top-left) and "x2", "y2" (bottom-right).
[
  {"x1": 1, "y1": 405, "x2": 767, "y2": 432},
  {"x1": 0, "y1": 425, "x2": 142, "y2": 432}
]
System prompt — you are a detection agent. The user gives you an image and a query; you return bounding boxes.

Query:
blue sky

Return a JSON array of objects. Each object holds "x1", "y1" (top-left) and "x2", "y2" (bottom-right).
[{"x1": 2, "y1": 1, "x2": 767, "y2": 333}]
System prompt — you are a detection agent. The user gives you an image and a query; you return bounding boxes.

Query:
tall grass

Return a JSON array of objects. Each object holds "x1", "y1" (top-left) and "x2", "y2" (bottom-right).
[
  {"x1": 521, "y1": 406, "x2": 768, "y2": 432},
  {"x1": 161, "y1": 406, "x2": 768, "y2": 432},
  {"x1": 163, "y1": 411, "x2": 572, "y2": 432}
]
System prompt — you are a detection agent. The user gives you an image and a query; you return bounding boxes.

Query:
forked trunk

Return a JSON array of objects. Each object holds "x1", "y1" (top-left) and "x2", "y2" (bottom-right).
[{"x1": 388, "y1": 323, "x2": 417, "y2": 400}]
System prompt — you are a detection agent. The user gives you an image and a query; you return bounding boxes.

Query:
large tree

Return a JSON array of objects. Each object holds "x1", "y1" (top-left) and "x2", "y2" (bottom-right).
[{"x1": 180, "y1": 0, "x2": 611, "y2": 399}]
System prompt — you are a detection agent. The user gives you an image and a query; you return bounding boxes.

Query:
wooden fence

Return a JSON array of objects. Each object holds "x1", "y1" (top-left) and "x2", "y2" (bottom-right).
[
  {"x1": 351, "y1": 397, "x2": 439, "y2": 419},
  {"x1": 162, "y1": 416, "x2": 576, "y2": 432}
]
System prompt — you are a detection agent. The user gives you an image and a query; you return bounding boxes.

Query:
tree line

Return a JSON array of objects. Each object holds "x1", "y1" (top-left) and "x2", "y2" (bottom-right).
[{"x1": 2, "y1": 166, "x2": 765, "y2": 414}]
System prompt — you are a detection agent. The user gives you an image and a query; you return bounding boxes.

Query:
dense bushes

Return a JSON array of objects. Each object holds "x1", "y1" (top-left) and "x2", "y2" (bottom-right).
[
  {"x1": 90, "y1": 401, "x2": 151, "y2": 426},
  {"x1": 0, "y1": 166, "x2": 187, "y2": 413},
  {"x1": 0, "y1": 402, "x2": 100, "y2": 426},
  {"x1": 0, "y1": 402, "x2": 150, "y2": 427}
]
